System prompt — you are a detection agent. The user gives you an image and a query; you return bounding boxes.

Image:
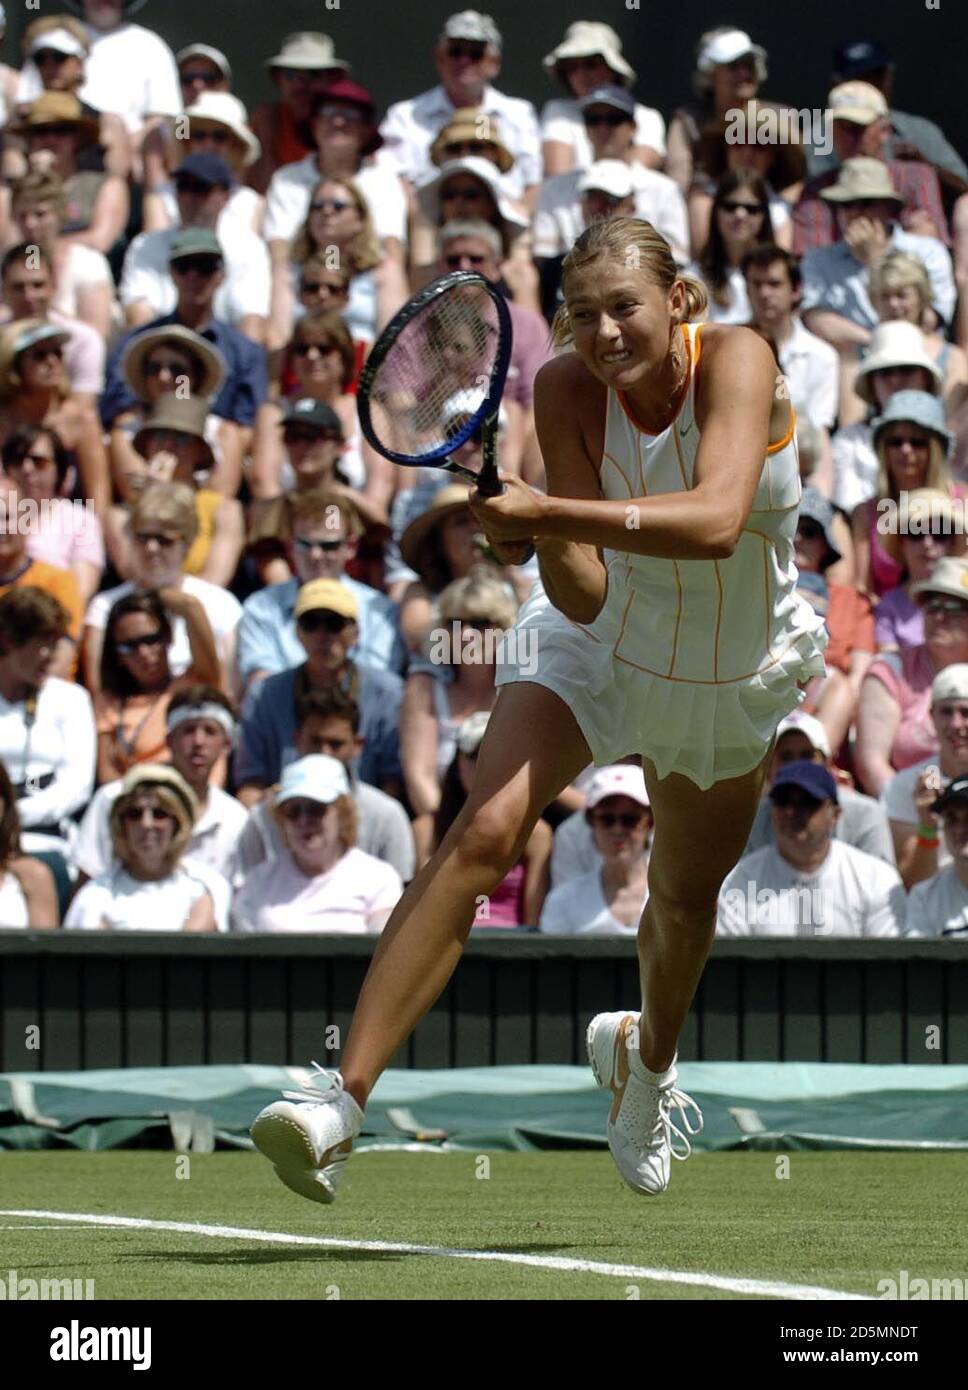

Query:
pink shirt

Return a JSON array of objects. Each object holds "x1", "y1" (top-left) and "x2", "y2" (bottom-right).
[
  {"x1": 866, "y1": 644, "x2": 938, "y2": 770},
  {"x1": 231, "y1": 845, "x2": 403, "y2": 934},
  {"x1": 474, "y1": 860, "x2": 526, "y2": 927},
  {"x1": 25, "y1": 496, "x2": 105, "y2": 573}
]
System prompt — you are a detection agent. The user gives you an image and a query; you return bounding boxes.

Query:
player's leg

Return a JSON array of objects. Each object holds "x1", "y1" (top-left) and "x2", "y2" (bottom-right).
[
  {"x1": 635, "y1": 740, "x2": 775, "y2": 1072},
  {"x1": 587, "y1": 739, "x2": 774, "y2": 1195},
  {"x1": 251, "y1": 680, "x2": 593, "y2": 1203},
  {"x1": 339, "y1": 680, "x2": 593, "y2": 1105}
]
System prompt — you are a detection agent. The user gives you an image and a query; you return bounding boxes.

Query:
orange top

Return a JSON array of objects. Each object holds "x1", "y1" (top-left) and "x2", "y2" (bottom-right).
[{"x1": 0, "y1": 559, "x2": 82, "y2": 677}]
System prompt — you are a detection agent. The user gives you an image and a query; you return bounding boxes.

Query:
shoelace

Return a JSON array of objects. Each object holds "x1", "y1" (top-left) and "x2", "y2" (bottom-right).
[
  {"x1": 652, "y1": 1086, "x2": 704, "y2": 1162},
  {"x1": 282, "y1": 1061, "x2": 345, "y2": 1107}
]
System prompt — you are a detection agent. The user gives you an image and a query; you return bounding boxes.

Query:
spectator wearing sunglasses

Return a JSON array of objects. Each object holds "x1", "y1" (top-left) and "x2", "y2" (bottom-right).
[
  {"x1": 0, "y1": 586, "x2": 95, "y2": 861},
  {"x1": 176, "y1": 43, "x2": 231, "y2": 108},
  {"x1": 93, "y1": 586, "x2": 222, "y2": 784},
  {"x1": 235, "y1": 688, "x2": 415, "y2": 885},
  {"x1": 73, "y1": 682, "x2": 245, "y2": 897},
  {"x1": 687, "y1": 170, "x2": 777, "y2": 324},
  {"x1": 269, "y1": 174, "x2": 408, "y2": 356},
  {"x1": 377, "y1": 11, "x2": 540, "y2": 203},
  {"x1": 856, "y1": 556, "x2": 968, "y2": 796},
  {"x1": 0, "y1": 243, "x2": 105, "y2": 406},
  {"x1": 717, "y1": 761, "x2": 904, "y2": 937},
  {"x1": 414, "y1": 160, "x2": 532, "y2": 305},
  {"x1": 247, "y1": 32, "x2": 351, "y2": 196},
  {"x1": 10, "y1": 170, "x2": 116, "y2": 341},
  {"x1": 120, "y1": 161, "x2": 270, "y2": 343},
  {"x1": 875, "y1": 490, "x2": 967, "y2": 656},
  {"x1": 14, "y1": 15, "x2": 132, "y2": 179},
  {"x1": 905, "y1": 773, "x2": 968, "y2": 938},
  {"x1": 0, "y1": 425, "x2": 104, "y2": 607},
  {"x1": 540, "y1": 766, "x2": 652, "y2": 935},
  {"x1": 231, "y1": 754, "x2": 402, "y2": 935},
  {"x1": 82, "y1": 482, "x2": 241, "y2": 695},
  {"x1": 0, "y1": 316, "x2": 109, "y2": 518},
  {"x1": 104, "y1": 395, "x2": 244, "y2": 589},
  {"x1": 100, "y1": 227, "x2": 269, "y2": 440},
  {"x1": 64, "y1": 765, "x2": 218, "y2": 934},
  {"x1": 235, "y1": 578, "x2": 404, "y2": 806}
]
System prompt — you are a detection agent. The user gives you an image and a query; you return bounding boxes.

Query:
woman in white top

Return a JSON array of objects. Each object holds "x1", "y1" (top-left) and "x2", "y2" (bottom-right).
[
  {"x1": 688, "y1": 170, "x2": 778, "y2": 324},
  {"x1": 249, "y1": 216, "x2": 827, "y2": 1207},
  {"x1": 687, "y1": 101, "x2": 801, "y2": 257},
  {"x1": 231, "y1": 755, "x2": 402, "y2": 934},
  {"x1": 539, "y1": 765, "x2": 652, "y2": 935},
  {"x1": 10, "y1": 170, "x2": 115, "y2": 339},
  {"x1": 540, "y1": 21, "x2": 665, "y2": 174},
  {"x1": 0, "y1": 760, "x2": 59, "y2": 928},
  {"x1": 65, "y1": 764, "x2": 216, "y2": 932}
]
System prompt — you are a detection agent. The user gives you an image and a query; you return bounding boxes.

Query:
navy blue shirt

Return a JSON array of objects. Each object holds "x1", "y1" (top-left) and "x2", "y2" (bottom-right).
[{"x1": 100, "y1": 312, "x2": 268, "y2": 427}]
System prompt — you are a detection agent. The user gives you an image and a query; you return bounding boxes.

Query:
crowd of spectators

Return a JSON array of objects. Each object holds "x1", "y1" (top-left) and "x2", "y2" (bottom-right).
[{"x1": 0, "y1": 6, "x2": 966, "y2": 939}]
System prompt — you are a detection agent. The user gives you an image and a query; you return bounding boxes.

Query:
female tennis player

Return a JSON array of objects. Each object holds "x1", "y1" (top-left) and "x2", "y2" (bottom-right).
[{"x1": 250, "y1": 216, "x2": 828, "y2": 1203}]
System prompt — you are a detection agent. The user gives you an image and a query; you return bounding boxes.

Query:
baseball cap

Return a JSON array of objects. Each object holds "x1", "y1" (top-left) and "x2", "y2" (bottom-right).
[
  {"x1": 441, "y1": 11, "x2": 501, "y2": 50},
  {"x1": 168, "y1": 227, "x2": 224, "y2": 263},
  {"x1": 697, "y1": 28, "x2": 765, "y2": 73},
  {"x1": 174, "y1": 153, "x2": 234, "y2": 189},
  {"x1": 275, "y1": 754, "x2": 350, "y2": 807},
  {"x1": 932, "y1": 776, "x2": 968, "y2": 815},
  {"x1": 769, "y1": 761, "x2": 839, "y2": 804},
  {"x1": 834, "y1": 39, "x2": 893, "y2": 80},
  {"x1": 775, "y1": 711, "x2": 832, "y2": 758},
  {"x1": 827, "y1": 80, "x2": 888, "y2": 126},
  {"x1": 586, "y1": 764, "x2": 650, "y2": 810},
  {"x1": 294, "y1": 578, "x2": 359, "y2": 622},
  {"x1": 283, "y1": 398, "x2": 343, "y2": 435},
  {"x1": 30, "y1": 26, "x2": 86, "y2": 59},
  {"x1": 932, "y1": 665, "x2": 968, "y2": 704},
  {"x1": 11, "y1": 320, "x2": 70, "y2": 358},
  {"x1": 579, "y1": 159, "x2": 635, "y2": 200},
  {"x1": 577, "y1": 84, "x2": 636, "y2": 119}
]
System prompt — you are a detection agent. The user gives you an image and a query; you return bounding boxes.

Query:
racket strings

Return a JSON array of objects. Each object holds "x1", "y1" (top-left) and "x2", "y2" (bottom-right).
[{"x1": 365, "y1": 284, "x2": 501, "y2": 464}]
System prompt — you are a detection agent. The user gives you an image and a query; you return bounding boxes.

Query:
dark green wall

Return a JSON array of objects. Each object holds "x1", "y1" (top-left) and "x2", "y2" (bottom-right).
[{"x1": 5, "y1": 1, "x2": 965, "y2": 158}]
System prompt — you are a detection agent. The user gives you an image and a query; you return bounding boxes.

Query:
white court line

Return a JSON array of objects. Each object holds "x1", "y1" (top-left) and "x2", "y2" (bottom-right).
[{"x1": 0, "y1": 1209, "x2": 869, "y2": 1300}]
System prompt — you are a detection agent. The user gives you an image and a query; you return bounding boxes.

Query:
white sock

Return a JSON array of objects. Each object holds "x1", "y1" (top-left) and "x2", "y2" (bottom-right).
[{"x1": 629, "y1": 1048, "x2": 677, "y2": 1086}]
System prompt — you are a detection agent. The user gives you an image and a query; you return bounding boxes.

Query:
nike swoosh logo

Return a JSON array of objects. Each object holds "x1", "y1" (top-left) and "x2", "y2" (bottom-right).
[
  {"x1": 608, "y1": 1015, "x2": 634, "y2": 1123},
  {"x1": 679, "y1": 419, "x2": 693, "y2": 438}
]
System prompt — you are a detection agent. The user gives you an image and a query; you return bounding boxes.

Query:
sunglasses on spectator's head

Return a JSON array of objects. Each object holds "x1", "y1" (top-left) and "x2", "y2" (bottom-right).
[
  {"x1": 115, "y1": 630, "x2": 165, "y2": 657},
  {"x1": 297, "y1": 610, "x2": 353, "y2": 634},
  {"x1": 171, "y1": 255, "x2": 222, "y2": 277},
  {"x1": 294, "y1": 536, "x2": 346, "y2": 553}
]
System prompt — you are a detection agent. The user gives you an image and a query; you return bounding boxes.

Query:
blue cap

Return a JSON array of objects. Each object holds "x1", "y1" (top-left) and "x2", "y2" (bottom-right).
[
  {"x1": 871, "y1": 390, "x2": 952, "y2": 457},
  {"x1": 769, "y1": 760, "x2": 839, "y2": 805},
  {"x1": 578, "y1": 84, "x2": 635, "y2": 118},
  {"x1": 174, "y1": 152, "x2": 234, "y2": 189},
  {"x1": 834, "y1": 39, "x2": 892, "y2": 79}
]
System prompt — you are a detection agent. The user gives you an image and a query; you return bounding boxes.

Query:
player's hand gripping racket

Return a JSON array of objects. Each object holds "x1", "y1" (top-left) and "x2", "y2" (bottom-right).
[{"x1": 358, "y1": 270, "x2": 534, "y2": 563}]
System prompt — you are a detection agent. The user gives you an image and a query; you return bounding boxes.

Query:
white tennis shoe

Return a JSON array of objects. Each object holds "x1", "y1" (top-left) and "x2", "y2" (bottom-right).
[
  {"x1": 250, "y1": 1064, "x2": 363, "y2": 1205},
  {"x1": 586, "y1": 1011, "x2": 703, "y2": 1195}
]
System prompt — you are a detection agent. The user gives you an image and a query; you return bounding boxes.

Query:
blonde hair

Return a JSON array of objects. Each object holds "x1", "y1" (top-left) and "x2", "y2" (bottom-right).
[
  {"x1": 11, "y1": 170, "x2": 66, "y2": 220},
  {"x1": 435, "y1": 571, "x2": 518, "y2": 631},
  {"x1": 129, "y1": 482, "x2": 199, "y2": 546},
  {"x1": 110, "y1": 783, "x2": 195, "y2": 877},
  {"x1": 291, "y1": 176, "x2": 381, "y2": 273},
  {"x1": 875, "y1": 437, "x2": 951, "y2": 503},
  {"x1": 550, "y1": 217, "x2": 708, "y2": 350},
  {"x1": 880, "y1": 487, "x2": 968, "y2": 567},
  {"x1": 869, "y1": 251, "x2": 932, "y2": 325},
  {"x1": 273, "y1": 791, "x2": 358, "y2": 854}
]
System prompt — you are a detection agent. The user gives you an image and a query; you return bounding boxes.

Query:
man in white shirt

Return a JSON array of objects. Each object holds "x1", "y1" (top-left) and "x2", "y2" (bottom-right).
[
  {"x1": 72, "y1": 685, "x2": 247, "y2": 898},
  {"x1": 742, "y1": 244, "x2": 839, "y2": 430},
  {"x1": 533, "y1": 86, "x2": 688, "y2": 265},
  {"x1": 906, "y1": 776, "x2": 968, "y2": 937},
  {"x1": 718, "y1": 761, "x2": 905, "y2": 936},
  {"x1": 377, "y1": 10, "x2": 541, "y2": 201},
  {"x1": 263, "y1": 78, "x2": 408, "y2": 250},
  {"x1": 882, "y1": 664, "x2": 968, "y2": 890},
  {"x1": 120, "y1": 155, "x2": 269, "y2": 340}
]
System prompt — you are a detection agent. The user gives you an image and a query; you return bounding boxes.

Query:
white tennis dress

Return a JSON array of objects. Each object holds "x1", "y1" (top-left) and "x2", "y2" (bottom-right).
[{"x1": 495, "y1": 323, "x2": 828, "y2": 790}]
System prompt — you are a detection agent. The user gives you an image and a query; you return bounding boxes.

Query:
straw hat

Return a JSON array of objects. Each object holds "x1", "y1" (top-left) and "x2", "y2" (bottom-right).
[
  {"x1": 911, "y1": 556, "x2": 968, "y2": 605},
  {"x1": 400, "y1": 482, "x2": 473, "y2": 574},
  {"x1": 542, "y1": 21, "x2": 635, "y2": 85},
  {"x1": 120, "y1": 324, "x2": 226, "y2": 402},
  {"x1": 430, "y1": 109, "x2": 514, "y2": 174},
  {"x1": 184, "y1": 91, "x2": 261, "y2": 167},
  {"x1": 698, "y1": 100, "x2": 806, "y2": 187},
  {"x1": 879, "y1": 488, "x2": 963, "y2": 566},
  {"x1": 12, "y1": 91, "x2": 100, "y2": 146},
  {"x1": 112, "y1": 764, "x2": 198, "y2": 841},
  {"x1": 819, "y1": 156, "x2": 904, "y2": 206},
  {"x1": 854, "y1": 321, "x2": 944, "y2": 403},
  {"x1": 266, "y1": 31, "x2": 350, "y2": 73}
]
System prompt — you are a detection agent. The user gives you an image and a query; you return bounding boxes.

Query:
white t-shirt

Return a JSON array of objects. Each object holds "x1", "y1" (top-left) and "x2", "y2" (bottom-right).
[
  {"x1": 51, "y1": 244, "x2": 114, "y2": 323},
  {"x1": 550, "y1": 808, "x2": 600, "y2": 886},
  {"x1": 73, "y1": 780, "x2": 248, "y2": 889},
  {"x1": 16, "y1": 23, "x2": 182, "y2": 133},
  {"x1": 64, "y1": 862, "x2": 215, "y2": 931},
  {"x1": 0, "y1": 678, "x2": 95, "y2": 847},
  {"x1": 539, "y1": 866, "x2": 645, "y2": 935},
  {"x1": 539, "y1": 97, "x2": 667, "y2": 164},
  {"x1": 831, "y1": 422, "x2": 878, "y2": 514},
  {"x1": 777, "y1": 317, "x2": 839, "y2": 431},
  {"x1": 263, "y1": 155, "x2": 408, "y2": 247},
  {"x1": 906, "y1": 865, "x2": 968, "y2": 937},
  {"x1": 881, "y1": 756, "x2": 951, "y2": 871},
  {"x1": 533, "y1": 164, "x2": 688, "y2": 264},
  {"x1": 0, "y1": 870, "x2": 29, "y2": 929},
  {"x1": 688, "y1": 262, "x2": 751, "y2": 325},
  {"x1": 155, "y1": 183, "x2": 263, "y2": 239},
  {"x1": 84, "y1": 574, "x2": 242, "y2": 675},
  {"x1": 231, "y1": 845, "x2": 402, "y2": 934},
  {"x1": 717, "y1": 841, "x2": 905, "y2": 936},
  {"x1": 120, "y1": 226, "x2": 270, "y2": 324}
]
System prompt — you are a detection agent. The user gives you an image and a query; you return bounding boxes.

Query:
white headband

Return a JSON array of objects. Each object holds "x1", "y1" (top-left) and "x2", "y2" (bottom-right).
[{"x1": 166, "y1": 702, "x2": 235, "y2": 737}]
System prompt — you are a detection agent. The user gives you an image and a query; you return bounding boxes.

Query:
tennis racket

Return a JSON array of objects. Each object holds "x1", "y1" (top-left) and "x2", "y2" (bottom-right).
[{"x1": 358, "y1": 270, "x2": 512, "y2": 500}]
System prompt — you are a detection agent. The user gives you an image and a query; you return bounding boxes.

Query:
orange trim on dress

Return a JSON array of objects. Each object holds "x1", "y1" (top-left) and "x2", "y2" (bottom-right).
[
  {"x1": 613, "y1": 631, "x2": 815, "y2": 685},
  {"x1": 766, "y1": 402, "x2": 798, "y2": 455},
  {"x1": 616, "y1": 324, "x2": 693, "y2": 436},
  {"x1": 667, "y1": 560, "x2": 684, "y2": 677}
]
